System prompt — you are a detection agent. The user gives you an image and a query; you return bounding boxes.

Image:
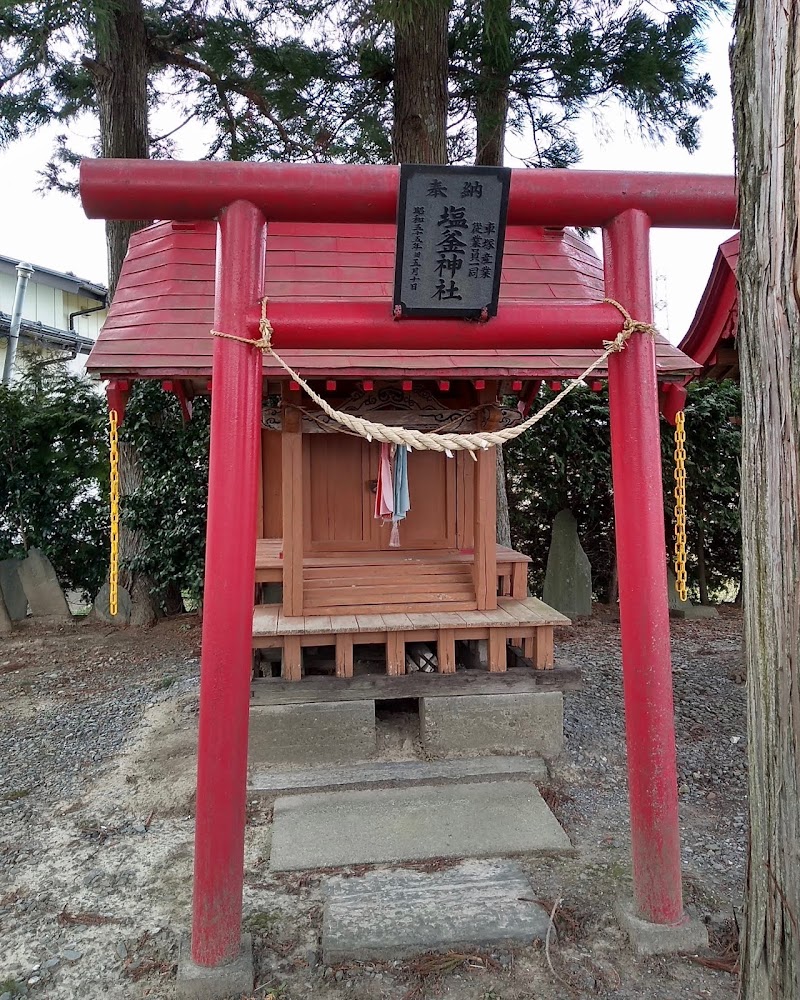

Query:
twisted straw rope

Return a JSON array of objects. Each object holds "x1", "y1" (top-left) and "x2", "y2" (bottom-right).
[{"x1": 211, "y1": 297, "x2": 654, "y2": 457}]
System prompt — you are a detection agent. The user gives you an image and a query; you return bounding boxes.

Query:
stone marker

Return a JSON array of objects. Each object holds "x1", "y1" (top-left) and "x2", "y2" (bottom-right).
[
  {"x1": 93, "y1": 582, "x2": 133, "y2": 625},
  {"x1": 0, "y1": 559, "x2": 27, "y2": 620},
  {"x1": 322, "y1": 861, "x2": 552, "y2": 963},
  {"x1": 17, "y1": 548, "x2": 71, "y2": 620},
  {"x1": 269, "y1": 779, "x2": 571, "y2": 871},
  {"x1": 667, "y1": 567, "x2": 718, "y2": 619},
  {"x1": 542, "y1": 509, "x2": 592, "y2": 616},
  {"x1": 0, "y1": 588, "x2": 12, "y2": 635}
]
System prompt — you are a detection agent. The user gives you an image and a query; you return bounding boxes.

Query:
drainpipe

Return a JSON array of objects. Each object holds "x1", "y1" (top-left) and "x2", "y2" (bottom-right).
[
  {"x1": 68, "y1": 299, "x2": 107, "y2": 359},
  {"x1": 2, "y1": 262, "x2": 35, "y2": 385}
]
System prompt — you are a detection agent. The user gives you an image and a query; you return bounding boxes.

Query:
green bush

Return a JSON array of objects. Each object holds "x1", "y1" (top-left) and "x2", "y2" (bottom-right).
[
  {"x1": 506, "y1": 379, "x2": 742, "y2": 602},
  {"x1": 0, "y1": 362, "x2": 109, "y2": 598},
  {"x1": 120, "y1": 381, "x2": 210, "y2": 605}
]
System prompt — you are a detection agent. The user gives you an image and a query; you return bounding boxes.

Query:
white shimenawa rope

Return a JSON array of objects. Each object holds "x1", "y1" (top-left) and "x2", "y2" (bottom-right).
[{"x1": 211, "y1": 297, "x2": 654, "y2": 459}]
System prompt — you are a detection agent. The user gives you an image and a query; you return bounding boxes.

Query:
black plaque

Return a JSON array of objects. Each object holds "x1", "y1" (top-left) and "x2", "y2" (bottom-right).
[{"x1": 393, "y1": 164, "x2": 511, "y2": 318}]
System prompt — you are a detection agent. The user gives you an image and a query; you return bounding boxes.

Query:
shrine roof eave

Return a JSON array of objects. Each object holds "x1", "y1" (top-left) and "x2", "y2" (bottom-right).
[
  {"x1": 679, "y1": 234, "x2": 739, "y2": 381},
  {"x1": 89, "y1": 343, "x2": 697, "y2": 385}
]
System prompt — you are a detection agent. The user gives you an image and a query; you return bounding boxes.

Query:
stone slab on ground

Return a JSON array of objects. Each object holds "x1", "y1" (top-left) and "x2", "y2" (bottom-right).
[
  {"x1": 322, "y1": 861, "x2": 552, "y2": 963},
  {"x1": 0, "y1": 559, "x2": 27, "y2": 620},
  {"x1": 615, "y1": 899, "x2": 708, "y2": 956},
  {"x1": 421, "y1": 692, "x2": 563, "y2": 758},
  {"x1": 542, "y1": 509, "x2": 592, "y2": 617},
  {"x1": 249, "y1": 700, "x2": 375, "y2": 765},
  {"x1": 270, "y1": 779, "x2": 571, "y2": 871},
  {"x1": 249, "y1": 755, "x2": 547, "y2": 794},
  {"x1": 176, "y1": 934, "x2": 253, "y2": 1000},
  {"x1": 17, "y1": 547, "x2": 71, "y2": 620}
]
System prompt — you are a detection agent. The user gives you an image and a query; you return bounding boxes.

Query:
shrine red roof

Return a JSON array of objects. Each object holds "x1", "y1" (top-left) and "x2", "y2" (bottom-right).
[
  {"x1": 679, "y1": 234, "x2": 739, "y2": 380},
  {"x1": 88, "y1": 220, "x2": 695, "y2": 381}
]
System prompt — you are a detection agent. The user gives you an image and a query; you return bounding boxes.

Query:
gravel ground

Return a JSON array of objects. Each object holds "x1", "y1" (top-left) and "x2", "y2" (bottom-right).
[{"x1": 0, "y1": 608, "x2": 744, "y2": 1000}]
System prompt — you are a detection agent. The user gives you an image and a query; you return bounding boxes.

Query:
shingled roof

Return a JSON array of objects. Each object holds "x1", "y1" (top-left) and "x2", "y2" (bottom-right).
[
  {"x1": 88, "y1": 220, "x2": 695, "y2": 382},
  {"x1": 679, "y1": 234, "x2": 739, "y2": 381}
]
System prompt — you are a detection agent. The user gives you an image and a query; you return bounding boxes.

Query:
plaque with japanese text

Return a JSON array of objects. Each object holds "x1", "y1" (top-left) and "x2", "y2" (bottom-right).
[{"x1": 393, "y1": 164, "x2": 511, "y2": 318}]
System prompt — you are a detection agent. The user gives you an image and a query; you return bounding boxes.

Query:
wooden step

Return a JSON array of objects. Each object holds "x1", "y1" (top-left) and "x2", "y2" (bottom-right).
[{"x1": 303, "y1": 561, "x2": 477, "y2": 614}]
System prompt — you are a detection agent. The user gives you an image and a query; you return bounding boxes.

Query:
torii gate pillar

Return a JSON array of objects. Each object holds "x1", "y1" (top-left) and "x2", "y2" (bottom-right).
[
  {"x1": 181, "y1": 200, "x2": 266, "y2": 993},
  {"x1": 605, "y1": 210, "x2": 684, "y2": 925}
]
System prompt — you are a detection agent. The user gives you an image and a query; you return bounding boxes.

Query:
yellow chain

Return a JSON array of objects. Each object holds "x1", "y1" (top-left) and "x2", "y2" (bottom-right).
[
  {"x1": 673, "y1": 410, "x2": 688, "y2": 603},
  {"x1": 109, "y1": 409, "x2": 120, "y2": 617}
]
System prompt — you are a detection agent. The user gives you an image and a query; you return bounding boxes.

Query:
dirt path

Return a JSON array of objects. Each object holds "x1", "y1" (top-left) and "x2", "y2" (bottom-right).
[{"x1": 0, "y1": 610, "x2": 743, "y2": 999}]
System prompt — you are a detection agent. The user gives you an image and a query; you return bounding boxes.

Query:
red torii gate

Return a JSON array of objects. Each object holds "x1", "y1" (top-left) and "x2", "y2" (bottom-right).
[{"x1": 80, "y1": 160, "x2": 737, "y2": 978}]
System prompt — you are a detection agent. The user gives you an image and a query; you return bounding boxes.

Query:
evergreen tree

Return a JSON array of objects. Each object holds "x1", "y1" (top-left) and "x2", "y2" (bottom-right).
[
  {"x1": 733, "y1": 0, "x2": 800, "y2": 993},
  {"x1": 292, "y1": 0, "x2": 726, "y2": 165}
]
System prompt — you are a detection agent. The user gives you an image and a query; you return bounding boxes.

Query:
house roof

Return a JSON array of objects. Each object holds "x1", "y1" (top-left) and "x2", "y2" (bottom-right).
[
  {"x1": 0, "y1": 314, "x2": 95, "y2": 356},
  {"x1": 88, "y1": 220, "x2": 696, "y2": 382},
  {"x1": 679, "y1": 234, "x2": 739, "y2": 381},
  {"x1": 0, "y1": 255, "x2": 107, "y2": 301}
]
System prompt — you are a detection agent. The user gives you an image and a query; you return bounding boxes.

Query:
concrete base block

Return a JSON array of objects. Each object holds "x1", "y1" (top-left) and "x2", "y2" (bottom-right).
[
  {"x1": 176, "y1": 934, "x2": 253, "y2": 1000},
  {"x1": 421, "y1": 692, "x2": 563, "y2": 758},
  {"x1": 615, "y1": 899, "x2": 708, "y2": 956},
  {"x1": 249, "y1": 699, "x2": 375, "y2": 765},
  {"x1": 250, "y1": 754, "x2": 547, "y2": 794}
]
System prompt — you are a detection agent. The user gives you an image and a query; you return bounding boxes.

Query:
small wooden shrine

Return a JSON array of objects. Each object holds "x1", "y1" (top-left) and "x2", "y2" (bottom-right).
[
  {"x1": 81, "y1": 159, "x2": 738, "y2": 972},
  {"x1": 90, "y1": 219, "x2": 693, "y2": 682}
]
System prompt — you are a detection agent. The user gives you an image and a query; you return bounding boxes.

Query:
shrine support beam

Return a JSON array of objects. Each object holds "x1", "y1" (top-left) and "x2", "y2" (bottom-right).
[
  {"x1": 191, "y1": 200, "x2": 266, "y2": 966},
  {"x1": 249, "y1": 300, "x2": 628, "y2": 351},
  {"x1": 604, "y1": 209, "x2": 683, "y2": 925},
  {"x1": 80, "y1": 159, "x2": 736, "y2": 230}
]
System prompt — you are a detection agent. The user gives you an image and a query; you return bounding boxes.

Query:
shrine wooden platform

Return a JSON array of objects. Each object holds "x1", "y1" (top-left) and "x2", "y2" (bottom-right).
[{"x1": 252, "y1": 595, "x2": 569, "y2": 680}]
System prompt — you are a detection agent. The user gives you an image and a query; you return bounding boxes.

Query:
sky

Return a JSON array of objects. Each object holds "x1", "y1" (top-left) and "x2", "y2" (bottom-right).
[{"x1": 0, "y1": 11, "x2": 735, "y2": 349}]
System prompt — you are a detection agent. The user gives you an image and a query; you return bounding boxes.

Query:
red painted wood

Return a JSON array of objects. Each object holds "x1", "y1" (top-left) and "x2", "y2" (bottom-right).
[
  {"x1": 604, "y1": 209, "x2": 683, "y2": 926},
  {"x1": 81, "y1": 159, "x2": 736, "y2": 228},
  {"x1": 191, "y1": 201, "x2": 266, "y2": 967}
]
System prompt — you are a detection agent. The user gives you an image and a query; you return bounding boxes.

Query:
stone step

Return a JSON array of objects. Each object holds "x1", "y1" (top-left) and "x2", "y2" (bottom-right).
[
  {"x1": 322, "y1": 861, "x2": 552, "y2": 964},
  {"x1": 269, "y1": 779, "x2": 572, "y2": 872},
  {"x1": 249, "y1": 755, "x2": 547, "y2": 795}
]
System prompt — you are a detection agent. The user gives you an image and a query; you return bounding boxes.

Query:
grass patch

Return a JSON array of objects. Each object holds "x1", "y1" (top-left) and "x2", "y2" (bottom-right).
[
  {"x1": 244, "y1": 910, "x2": 281, "y2": 933},
  {"x1": 3, "y1": 788, "x2": 30, "y2": 802},
  {"x1": 155, "y1": 676, "x2": 175, "y2": 690},
  {"x1": 0, "y1": 979, "x2": 24, "y2": 996}
]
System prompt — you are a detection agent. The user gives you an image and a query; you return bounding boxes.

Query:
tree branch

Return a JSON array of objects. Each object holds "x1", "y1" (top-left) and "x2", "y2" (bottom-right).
[{"x1": 154, "y1": 46, "x2": 297, "y2": 152}]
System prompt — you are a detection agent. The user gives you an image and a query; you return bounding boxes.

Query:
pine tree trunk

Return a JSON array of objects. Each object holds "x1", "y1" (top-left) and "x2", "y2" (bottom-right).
[
  {"x1": 392, "y1": 0, "x2": 449, "y2": 163},
  {"x1": 87, "y1": 0, "x2": 151, "y2": 297},
  {"x1": 696, "y1": 521, "x2": 709, "y2": 605},
  {"x1": 474, "y1": 0, "x2": 513, "y2": 549},
  {"x1": 475, "y1": 0, "x2": 512, "y2": 167},
  {"x1": 495, "y1": 449, "x2": 511, "y2": 547},
  {"x1": 733, "y1": 2, "x2": 800, "y2": 994},
  {"x1": 85, "y1": 0, "x2": 158, "y2": 624}
]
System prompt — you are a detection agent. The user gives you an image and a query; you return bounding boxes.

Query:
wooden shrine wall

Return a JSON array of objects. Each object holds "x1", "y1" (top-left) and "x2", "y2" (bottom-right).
[{"x1": 261, "y1": 429, "x2": 479, "y2": 551}]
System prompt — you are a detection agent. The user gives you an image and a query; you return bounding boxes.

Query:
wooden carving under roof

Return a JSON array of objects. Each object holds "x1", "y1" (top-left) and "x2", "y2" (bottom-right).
[{"x1": 261, "y1": 385, "x2": 524, "y2": 434}]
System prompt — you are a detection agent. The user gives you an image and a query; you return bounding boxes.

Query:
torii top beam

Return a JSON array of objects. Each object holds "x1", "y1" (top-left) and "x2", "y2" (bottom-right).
[{"x1": 80, "y1": 159, "x2": 736, "y2": 230}]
